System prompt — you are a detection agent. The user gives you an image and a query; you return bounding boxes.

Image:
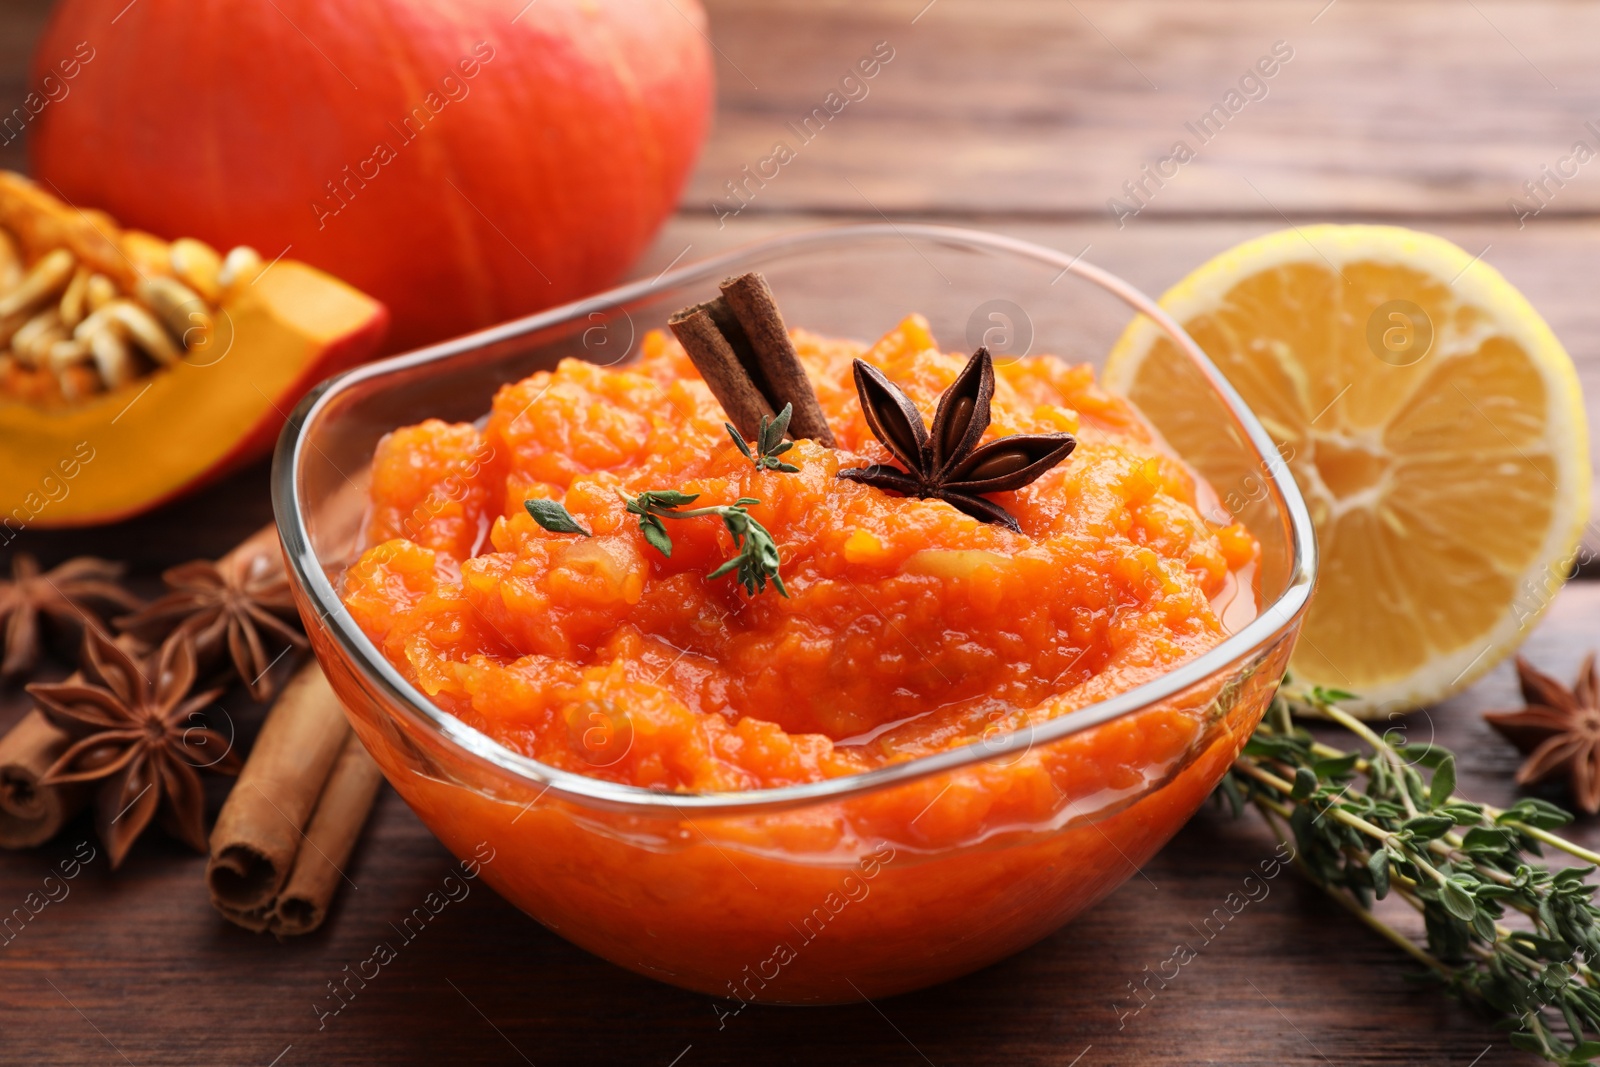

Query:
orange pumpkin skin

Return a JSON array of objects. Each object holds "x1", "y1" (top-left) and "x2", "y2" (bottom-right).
[{"x1": 28, "y1": 0, "x2": 713, "y2": 353}]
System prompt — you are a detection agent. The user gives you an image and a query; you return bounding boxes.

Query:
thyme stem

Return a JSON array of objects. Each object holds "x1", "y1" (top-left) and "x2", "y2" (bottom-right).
[
  {"x1": 1224, "y1": 681, "x2": 1600, "y2": 1066},
  {"x1": 1303, "y1": 736, "x2": 1600, "y2": 867}
]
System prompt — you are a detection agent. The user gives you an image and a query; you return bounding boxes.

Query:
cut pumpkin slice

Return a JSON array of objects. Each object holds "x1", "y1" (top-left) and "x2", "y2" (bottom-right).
[
  {"x1": 0, "y1": 172, "x2": 387, "y2": 527},
  {"x1": 1106, "y1": 225, "x2": 1590, "y2": 715}
]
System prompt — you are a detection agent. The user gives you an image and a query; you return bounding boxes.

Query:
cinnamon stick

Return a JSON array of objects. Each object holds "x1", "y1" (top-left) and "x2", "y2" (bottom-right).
[
  {"x1": 669, "y1": 301, "x2": 775, "y2": 440},
  {"x1": 215, "y1": 902, "x2": 273, "y2": 934},
  {"x1": 207, "y1": 661, "x2": 351, "y2": 913},
  {"x1": 0, "y1": 710, "x2": 88, "y2": 848},
  {"x1": 718, "y1": 272, "x2": 837, "y2": 446},
  {"x1": 269, "y1": 733, "x2": 383, "y2": 936},
  {"x1": 669, "y1": 273, "x2": 837, "y2": 447}
]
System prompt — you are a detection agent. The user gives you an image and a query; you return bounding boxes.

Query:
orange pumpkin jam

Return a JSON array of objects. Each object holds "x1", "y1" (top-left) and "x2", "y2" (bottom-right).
[{"x1": 342, "y1": 316, "x2": 1259, "y2": 793}]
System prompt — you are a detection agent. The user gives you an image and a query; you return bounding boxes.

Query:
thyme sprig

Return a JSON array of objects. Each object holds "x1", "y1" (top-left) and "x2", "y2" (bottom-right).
[
  {"x1": 1225, "y1": 683, "x2": 1600, "y2": 1066},
  {"x1": 620, "y1": 490, "x2": 788, "y2": 598},
  {"x1": 522, "y1": 490, "x2": 789, "y2": 598},
  {"x1": 727, "y1": 403, "x2": 800, "y2": 473}
]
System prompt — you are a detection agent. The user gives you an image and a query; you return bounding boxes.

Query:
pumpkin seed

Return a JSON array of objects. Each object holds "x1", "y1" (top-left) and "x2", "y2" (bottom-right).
[
  {"x1": 114, "y1": 300, "x2": 181, "y2": 365},
  {"x1": 85, "y1": 272, "x2": 117, "y2": 312},
  {"x1": 218, "y1": 245, "x2": 263, "y2": 291},
  {"x1": 59, "y1": 267, "x2": 91, "y2": 329},
  {"x1": 170, "y1": 237, "x2": 223, "y2": 303},
  {"x1": 0, "y1": 248, "x2": 75, "y2": 318},
  {"x1": 76, "y1": 299, "x2": 181, "y2": 365},
  {"x1": 12, "y1": 307, "x2": 65, "y2": 366},
  {"x1": 86, "y1": 322, "x2": 139, "y2": 388},
  {"x1": 137, "y1": 275, "x2": 211, "y2": 348}
]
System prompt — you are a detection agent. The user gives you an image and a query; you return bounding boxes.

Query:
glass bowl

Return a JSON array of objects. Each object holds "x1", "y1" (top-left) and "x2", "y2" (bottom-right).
[{"x1": 272, "y1": 225, "x2": 1317, "y2": 1004}]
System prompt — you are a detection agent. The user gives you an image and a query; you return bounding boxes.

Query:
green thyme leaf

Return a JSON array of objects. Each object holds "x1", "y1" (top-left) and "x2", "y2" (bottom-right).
[
  {"x1": 635, "y1": 489, "x2": 700, "y2": 510},
  {"x1": 1554, "y1": 866, "x2": 1597, "y2": 888},
  {"x1": 1429, "y1": 754, "x2": 1457, "y2": 807},
  {"x1": 1500, "y1": 797, "x2": 1575, "y2": 831},
  {"x1": 640, "y1": 515, "x2": 673, "y2": 557},
  {"x1": 1395, "y1": 742, "x2": 1451, "y2": 770},
  {"x1": 762, "y1": 403, "x2": 793, "y2": 454},
  {"x1": 524, "y1": 498, "x2": 591, "y2": 537},
  {"x1": 1438, "y1": 879, "x2": 1477, "y2": 921},
  {"x1": 1367, "y1": 849, "x2": 1390, "y2": 899},
  {"x1": 726, "y1": 423, "x2": 754, "y2": 460},
  {"x1": 1313, "y1": 753, "x2": 1360, "y2": 780},
  {"x1": 728, "y1": 404, "x2": 802, "y2": 474},
  {"x1": 1401, "y1": 814, "x2": 1455, "y2": 840},
  {"x1": 1438, "y1": 803, "x2": 1485, "y2": 824},
  {"x1": 1461, "y1": 825, "x2": 1516, "y2": 855}
]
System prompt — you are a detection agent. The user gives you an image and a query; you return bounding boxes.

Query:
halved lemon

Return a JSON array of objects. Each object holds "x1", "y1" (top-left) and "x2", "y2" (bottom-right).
[{"x1": 1105, "y1": 225, "x2": 1590, "y2": 716}]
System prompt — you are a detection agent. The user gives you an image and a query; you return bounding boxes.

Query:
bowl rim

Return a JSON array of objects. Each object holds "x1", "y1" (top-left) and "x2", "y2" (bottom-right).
[{"x1": 273, "y1": 223, "x2": 1318, "y2": 815}]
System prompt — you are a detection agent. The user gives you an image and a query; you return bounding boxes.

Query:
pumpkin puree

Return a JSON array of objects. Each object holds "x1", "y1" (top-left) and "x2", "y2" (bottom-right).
[{"x1": 342, "y1": 316, "x2": 1259, "y2": 796}]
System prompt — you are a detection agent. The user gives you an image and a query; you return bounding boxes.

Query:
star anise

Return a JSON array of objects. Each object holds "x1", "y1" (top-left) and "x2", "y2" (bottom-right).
[
  {"x1": 1484, "y1": 653, "x2": 1600, "y2": 814},
  {"x1": 837, "y1": 346, "x2": 1076, "y2": 533},
  {"x1": 30, "y1": 627, "x2": 241, "y2": 868},
  {"x1": 0, "y1": 554, "x2": 143, "y2": 681},
  {"x1": 117, "y1": 537, "x2": 306, "y2": 702}
]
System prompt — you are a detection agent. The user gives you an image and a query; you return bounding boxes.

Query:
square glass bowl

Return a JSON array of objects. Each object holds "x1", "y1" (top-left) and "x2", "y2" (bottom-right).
[{"x1": 272, "y1": 225, "x2": 1316, "y2": 1004}]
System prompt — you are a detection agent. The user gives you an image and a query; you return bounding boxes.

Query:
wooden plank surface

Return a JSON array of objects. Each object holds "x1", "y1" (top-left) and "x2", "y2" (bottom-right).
[
  {"x1": 690, "y1": 0, "x2": 1600, "y2": 219},
  {"x1": 4, "y1": 2, "x2": 1600, "y2": 1065}
]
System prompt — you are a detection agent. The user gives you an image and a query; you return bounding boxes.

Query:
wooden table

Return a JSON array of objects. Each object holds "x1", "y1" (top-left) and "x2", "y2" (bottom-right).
[{"x1": 4, "y1": 2, "x2": 1599, "y2": 1063}]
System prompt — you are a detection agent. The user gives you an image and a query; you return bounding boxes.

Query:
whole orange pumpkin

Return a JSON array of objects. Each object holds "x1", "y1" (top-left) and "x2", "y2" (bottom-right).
[{"x1": 28, "y1": 0, "x2": 713, "y2": 352}]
